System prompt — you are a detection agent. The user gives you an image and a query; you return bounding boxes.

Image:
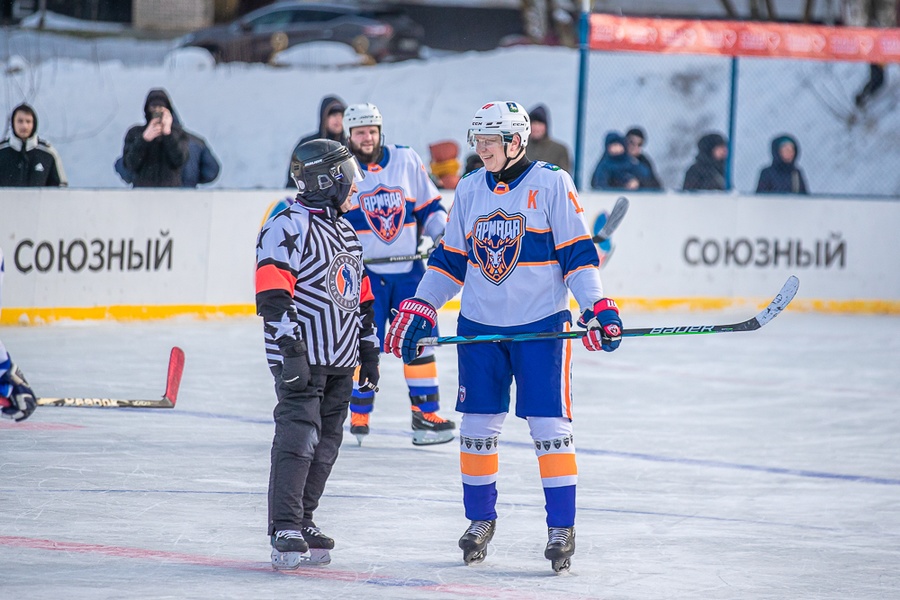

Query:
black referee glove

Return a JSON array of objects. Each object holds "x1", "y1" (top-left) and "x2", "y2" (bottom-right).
[{"x1": 278, "y1": 339, "x2": 310, "y2": 392}]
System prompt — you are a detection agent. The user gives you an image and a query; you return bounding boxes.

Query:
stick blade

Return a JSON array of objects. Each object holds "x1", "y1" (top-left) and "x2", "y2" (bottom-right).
[
  {"x1": 753, "y1": 275, "x2": 800, "y2": 329},
  {"x1": 163, "y1": 347, "x2": 185, "y2": 407},
  {"x1": 598, "y1": 196, "x2": 629, "y2": 240}
]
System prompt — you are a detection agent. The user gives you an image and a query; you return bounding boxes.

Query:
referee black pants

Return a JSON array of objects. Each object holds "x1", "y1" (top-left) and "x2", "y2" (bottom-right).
[{"x1": 267, "y1": 365, "x2": 353, "y2": 535}]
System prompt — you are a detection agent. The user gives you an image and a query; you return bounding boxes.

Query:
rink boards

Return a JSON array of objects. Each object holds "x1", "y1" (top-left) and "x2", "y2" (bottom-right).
[{"x1": 1, "y1": 188, "x2": 898, "y2": 324}]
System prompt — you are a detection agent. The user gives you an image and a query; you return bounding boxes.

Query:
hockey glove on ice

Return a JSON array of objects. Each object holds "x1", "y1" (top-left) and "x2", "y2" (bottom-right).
[
  {"x1": 578, "y1": 298, "x2": 622, "y2": 352},
  {"x1": 357, "y1": 344, "x2": 380, "y2": 393},
  {"x1": 0, "y1": 365, "x2": 37, "y2": 423},
  {"x1": 385, "y1": 298, "x2": 437, "y2": 364},
  {"x1": 278, "y1": 339, "x2": 310, "y2": 392}
]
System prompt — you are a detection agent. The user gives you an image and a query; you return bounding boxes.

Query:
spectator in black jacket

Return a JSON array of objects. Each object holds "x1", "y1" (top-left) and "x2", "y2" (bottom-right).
[
  {"x1": 756, "y1": 135, "x2": 808, "y2": 195},
  {"x1": 0, "y1": 103, "x2": 67, "y2": 187},
  {"x1": 122, "y1": 89, "x2": 189, "y2": 187},
  {"x1": 115, "y1": 110, "x2": 220, "y2": 188},
  {"x1": 284, "y1": 95, "x2": 347, "y2": 187},
  {"x1": 625, "y1": 127, "x2": 662, "y2": 190},
  {"x1": 683, "y1": 132, "x2": 728, "y2": 191}
]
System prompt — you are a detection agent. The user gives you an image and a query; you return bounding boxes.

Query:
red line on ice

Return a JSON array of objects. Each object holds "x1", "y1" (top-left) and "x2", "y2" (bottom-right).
[{"x1": 0, "y1": 535, "x2": 575, "y2": 599}]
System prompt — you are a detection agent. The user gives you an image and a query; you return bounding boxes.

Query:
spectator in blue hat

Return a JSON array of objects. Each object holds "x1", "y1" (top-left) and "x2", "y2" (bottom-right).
[{"x1": 590, "y1": 131, "x2": 639, "y2": 191}]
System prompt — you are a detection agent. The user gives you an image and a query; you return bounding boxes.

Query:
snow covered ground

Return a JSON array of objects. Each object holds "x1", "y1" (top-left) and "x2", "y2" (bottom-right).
[
  {"x1": 1, "y1": 25, "x2": 898, "y2": 195},
  {"x1": 1, "y1": 308, "x2": 899, "y2": 599}
]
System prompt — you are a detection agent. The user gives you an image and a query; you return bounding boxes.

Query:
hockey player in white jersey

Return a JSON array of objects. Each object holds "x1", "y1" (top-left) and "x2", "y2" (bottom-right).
[
  {"x1": 385, "y1": 101, "x2": 623, "y2": 573},
  {"x1": 341, "y1": 102, "x2": 455, "y2": 446},
  {"x1": 0, "y1": 248, "x2": 38, "y2": 423}
]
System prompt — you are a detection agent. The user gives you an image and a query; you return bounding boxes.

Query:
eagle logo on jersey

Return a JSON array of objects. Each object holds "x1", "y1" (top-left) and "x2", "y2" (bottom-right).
[
  {"x1": 359, "y1": 185, "x2": 406, "y2": 244},
  {"x1": 327, "y1": 253, "x2": 361, "y2": 311},
  {"x1": 472, "y1": 209, "x2": 525, "y2": 285}
]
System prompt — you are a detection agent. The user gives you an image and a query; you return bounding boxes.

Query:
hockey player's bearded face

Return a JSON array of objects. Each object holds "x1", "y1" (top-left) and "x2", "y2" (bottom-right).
[{"x1": 349, "y1": 126, "x2": 380, "y2": 164}]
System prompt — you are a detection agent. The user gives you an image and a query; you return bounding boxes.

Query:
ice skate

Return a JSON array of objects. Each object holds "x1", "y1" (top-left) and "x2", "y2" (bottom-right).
[
  {"x1": 411, "y1": 406, "x2": 456, "y2": 446},
  {"x1": 544, "y1": 526, "x2": 575, "y2": 574},
  {"x1": 458, "y1": 519, "x2": 495, "y2": 565},
  {"x1": 270, "y1": 530, "x2": 309, "y2": 570},
  {"x1": 301, "y1": 524, "x2": 334, "y2": 566},
  {"x1": 350, "y1": 412, "x2": 369, "y2": 446}
]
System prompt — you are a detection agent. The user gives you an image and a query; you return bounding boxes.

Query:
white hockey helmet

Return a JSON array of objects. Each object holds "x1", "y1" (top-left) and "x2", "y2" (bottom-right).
[
  {"x1": 467, "y1": 101, "x2": 531, "y2": 149},
  {"x1": 343, "y1": 102, "x2": 383, "y2": 137}
]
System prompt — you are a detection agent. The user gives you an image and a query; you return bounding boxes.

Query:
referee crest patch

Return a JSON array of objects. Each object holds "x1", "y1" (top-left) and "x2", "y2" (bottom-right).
[{"x1": 327, "y1": 253, "x2": 361, "y2": 311}]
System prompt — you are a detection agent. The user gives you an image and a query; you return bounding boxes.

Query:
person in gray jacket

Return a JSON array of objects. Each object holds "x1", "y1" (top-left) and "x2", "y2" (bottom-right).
[{"x1": 526, "y1": 104, "x2": 571, "y2": 173}]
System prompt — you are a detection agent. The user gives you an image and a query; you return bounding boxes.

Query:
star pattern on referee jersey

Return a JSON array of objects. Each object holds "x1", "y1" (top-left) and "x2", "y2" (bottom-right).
[
  {"x1": 279, "y1": 228, "x2": 301, "y2": 258},
  {"x1": 257, "y1": 227, "x2": 268, "y2": 250}
]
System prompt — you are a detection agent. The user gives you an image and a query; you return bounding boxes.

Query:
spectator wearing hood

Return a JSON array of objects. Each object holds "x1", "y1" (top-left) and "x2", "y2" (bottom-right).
[
  {"x1": 0, "y1": 103, "x2": 67, "y2": 187},
  {"x1": 683, "y1": 132, "x2": 728, "y2": 191},
  {"x1": 590, "y1": 131, "x2": 640, "y2": 191},
  {"x1": 625, "y1": 127, "x2": 662, "y2": 190},
  {"x1": 526, "y1": 104, "x2": 571, "y2": 173},
  {"x1": 122, "y1": 89, "x2": 190, "y2": 187},
  {"x1": 284, "y1": 95, "x2": 347, "y2": 188},
  {"x1": 115, "y1": 94, "x2": 220, "y2": 188},
  {"x1": 755, "y1": 135, "x2": 808, "y2": 195}
]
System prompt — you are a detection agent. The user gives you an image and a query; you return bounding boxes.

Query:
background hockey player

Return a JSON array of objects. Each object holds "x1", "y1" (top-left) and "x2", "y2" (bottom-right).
[
  {"x1": 340, "y1": 102, "x2": 455, "y2": 446},
  {"x1": 256, "y1": 139, "x2": 379, "y2": 569},
  {"x1": 0, "y1": 247, "x2": 37, "y2": 423},
  {"x1": 385, "y1": 101, "x2": 622, "y2": 573}
]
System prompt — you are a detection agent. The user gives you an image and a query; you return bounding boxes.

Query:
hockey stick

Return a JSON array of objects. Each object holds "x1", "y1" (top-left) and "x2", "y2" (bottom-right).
[
  {"x1": 417, "y1": 276, "x2": 799, "y2": 346},
  {"x1": 592, "y1": 195, "x2": 629, "y2": 244},
  {"x1": 365, "y1": 197, "x2": 629, "y2": 266},
  {"x1": 364, "y1": 252, "x2": 429, "y2": 265},
  {"x1": 33, "y1": 346, "x2": 185, "y2": 409}
]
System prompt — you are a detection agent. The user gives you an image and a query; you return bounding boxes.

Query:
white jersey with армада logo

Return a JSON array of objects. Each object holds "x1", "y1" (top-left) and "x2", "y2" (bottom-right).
[
  {"x1": 343, "y1": 145, "x2": 447, "y2": 275},
  {"x1": 418, "y1": 161, "x2": 604, "y2": 327}
]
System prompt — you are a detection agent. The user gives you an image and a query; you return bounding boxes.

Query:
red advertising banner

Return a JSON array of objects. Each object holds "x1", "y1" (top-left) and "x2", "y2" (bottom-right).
[{"x1": 589, "y1": 14, "x2": 900, "y2": 63}]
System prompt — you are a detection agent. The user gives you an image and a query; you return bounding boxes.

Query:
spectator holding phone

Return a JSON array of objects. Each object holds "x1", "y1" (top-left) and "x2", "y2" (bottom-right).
[{"x1": 122, "y1": 88, "x2": 189, "y2": 187}]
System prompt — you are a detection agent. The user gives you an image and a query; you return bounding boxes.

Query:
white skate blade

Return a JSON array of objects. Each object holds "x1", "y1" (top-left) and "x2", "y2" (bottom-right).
[
  {"x1": 550, "y1": 557, "x2": 572, "y2": 574},
  {"x1": 412, "y1": 429, "x2": 455, "y2": 446},
  {"x1": 354, "y1": 433, "x2": 366, "y2": 446},
  {"x1": 271, "y1": 548, "x2": 331, "y2": 569}
]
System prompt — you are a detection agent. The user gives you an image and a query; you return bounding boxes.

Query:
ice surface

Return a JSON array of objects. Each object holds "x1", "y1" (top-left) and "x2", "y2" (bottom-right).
[{"x1": 1, "y1": 308, "x2": 899, "y2": 599}]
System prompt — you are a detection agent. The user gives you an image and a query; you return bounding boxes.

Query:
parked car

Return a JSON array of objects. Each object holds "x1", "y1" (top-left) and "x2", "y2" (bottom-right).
[{"x1": 177, "y1": 1, "x2": 425, "y2": 64}]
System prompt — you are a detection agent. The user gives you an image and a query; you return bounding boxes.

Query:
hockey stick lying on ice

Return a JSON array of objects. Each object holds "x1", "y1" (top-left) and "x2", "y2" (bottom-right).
[
  {"x1": 365, "y1": 196, "x2": 630, "y2": 266},
  {"x1": 417, "y1": 276, "x2": 799, "y2": 347},
  {"x1": 33, "y1": 346, "x2": 185, "y2": 409}
]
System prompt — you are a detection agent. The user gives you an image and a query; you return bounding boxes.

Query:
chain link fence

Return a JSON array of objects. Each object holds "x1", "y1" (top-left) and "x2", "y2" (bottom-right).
[{"x1": 576, "y1": 15, "x2": 900, "y2": 197}]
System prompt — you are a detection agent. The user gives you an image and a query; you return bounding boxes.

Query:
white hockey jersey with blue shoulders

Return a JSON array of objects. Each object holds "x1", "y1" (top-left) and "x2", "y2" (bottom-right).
[
  {"x1": 343, "y1": 145, "x2": 447, "y2": 276},
  {"x1": 418, "y1": 160, "x2": 604, "y2": 328}
]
